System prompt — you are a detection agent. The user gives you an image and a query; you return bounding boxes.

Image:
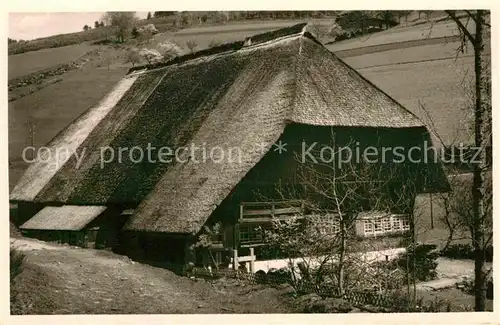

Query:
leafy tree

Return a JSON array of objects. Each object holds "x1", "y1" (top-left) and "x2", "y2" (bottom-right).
[
  {"x1": 147, "y1": 12, "x2": 152, "y2": 20},
  {"x1": 154, "y1": 11, "x2": 176, "y2": 18},
  {"x1": 83, "y1": 24, "x2": 90, "y2": 31},
  {"x1": 124, "y1": 48, "x2": 142, "y2": 67},
  {"x1": 156, "y1": 40, "x2": 182, "y2": 61},
  {"x1": 376, "y1": 11, "x2": 398, "y2": 29},
  {"x1": 139, "y1": 48, "x2": 163, "y2": 64},
  {"x1": 102, "y1": 12, "x2": 137, "y2": 43},
  {"x1": 94, "y1": 20, "x2": 100, "y2": 29},
  {"x1": 99, "y1": 21, "x2": 105, "y2": 27},
  {"x1": 131, "y1": 26, "x2": 139, "y2": 38},
  {"x1": 335, "y1": 11, "x2": 374, "y2": 34}
]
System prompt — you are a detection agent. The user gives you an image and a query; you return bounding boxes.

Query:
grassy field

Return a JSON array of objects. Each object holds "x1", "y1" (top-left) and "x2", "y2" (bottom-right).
[
  {"x1": 340, "y1": 41, "x2": 476, "y2": 146},
  {"x1": 8, "y1": 63, "x2": 128, "y2": 160},
  {"x1": 8, "y1": 43, "x2": 96, "y2": 80},
  {"x1": 355, "y1": 55, "x2": 473, "y2": 146},
  {"x1": 327, "y1": 18, "x2": 470, "y2": 52}
]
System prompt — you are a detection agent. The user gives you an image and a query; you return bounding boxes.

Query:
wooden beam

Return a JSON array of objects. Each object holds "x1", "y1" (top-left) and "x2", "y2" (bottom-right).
[
  {"x1": 242, "y1": 207, "x2": 302, "y2": 216},
  {"x1": 239, "y1": 216, "x2": 305, "y2": 223},
  {"x1": 232, "y1": 249, "x2": 238, "y2": 270},
  {"x1": 249, "y1": 247, "x2": 255, "y2": 273}
]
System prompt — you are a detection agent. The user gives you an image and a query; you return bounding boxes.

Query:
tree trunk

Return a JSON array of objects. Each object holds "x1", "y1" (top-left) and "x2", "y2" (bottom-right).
[
  {"x1": 338, "y1": 219, "x2": 346, "y2": 294},
  {"x1": 472, "y1": 10, "x2": 490, "y2": 311}
]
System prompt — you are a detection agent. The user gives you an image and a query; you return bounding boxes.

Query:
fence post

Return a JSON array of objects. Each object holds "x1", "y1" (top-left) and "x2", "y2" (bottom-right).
[
  {"x1": 232, "y1": 249, "x2": 238, "y2": 271},
  {"x1": 249, "y1": 247, "x2": 255, "y2": 273}
]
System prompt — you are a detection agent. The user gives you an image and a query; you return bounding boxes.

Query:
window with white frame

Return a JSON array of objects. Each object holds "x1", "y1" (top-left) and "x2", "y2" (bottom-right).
[
  {"x1": 309, "y1": 214, "x2": 340, "y2": 235},
  {"x1": 364, "y1": 221, "x2": 374, "y2": 235},
  {"x1": 392, "y1": 217, "x2": 402, "y2": 231},
  {"x1": 361, "y1": 214, "x2": 410, "y2": 237},
  {"x1": 374, "y1": 219, "x2": 383, "y2": 234},
  {"x1": 402, "y1": 216, "x2": 410, "y2": 231},
  {"x1": 383, "y1": 217, "x2": 392, "y2": 231}
]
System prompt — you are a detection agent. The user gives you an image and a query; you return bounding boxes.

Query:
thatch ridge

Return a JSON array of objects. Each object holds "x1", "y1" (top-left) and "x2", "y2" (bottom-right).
[{"x1": 127, "y1": 23, "x2": 308, "y2": 74}]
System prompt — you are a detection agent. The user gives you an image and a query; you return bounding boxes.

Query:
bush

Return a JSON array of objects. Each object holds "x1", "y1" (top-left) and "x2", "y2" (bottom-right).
[
  {"x1": 389, "y1": 290, "x2": 452, "y2": 312},
  {"x1": 441, "y1": 243, "x2": 492, "y2": 262},
  {"x1": 10, "y1": 247, "x2": 26, "y2": 282},
  {"x1": 10, "y1": 247, "x2": 27, "y2": 314},
  {"x1": 396, "y1": 244, "x2": 439, "y2": 282},
  {"x1": 441, "y1": 243, "x2": 474, "y2": 259}
]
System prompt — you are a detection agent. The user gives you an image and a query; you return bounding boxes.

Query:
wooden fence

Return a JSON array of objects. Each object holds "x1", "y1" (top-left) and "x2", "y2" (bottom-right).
[{"x1": 191, "y1": 267, "x2": 398, "y2": 310}]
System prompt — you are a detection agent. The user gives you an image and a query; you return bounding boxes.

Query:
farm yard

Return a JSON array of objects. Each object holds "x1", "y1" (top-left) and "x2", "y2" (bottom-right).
[{"x1": 8, "y1": 11, "x2": 492, "y2": 315}]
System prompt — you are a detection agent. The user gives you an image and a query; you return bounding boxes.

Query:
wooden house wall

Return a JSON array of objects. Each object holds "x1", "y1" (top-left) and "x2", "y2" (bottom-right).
[{"x1": 207, "y1": 125, "x2": 426, "y2": 251}]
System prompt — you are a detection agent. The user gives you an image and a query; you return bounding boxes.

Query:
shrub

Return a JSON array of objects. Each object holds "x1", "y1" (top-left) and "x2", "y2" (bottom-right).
[
  {"x1": 396, "y1": 244, "x2": 439, "y2": 282},
  {"x1": 156, "y1": 41, "x2": 182, "y2": 61},
  {"x1": 10, "y1": 247, "x2": 26, "y2": 282},
  {"x1": 208, "y1": 38, "x2": 222, "y2": 48},
  {"x1": 441, "y1": 243, "x2": 492, "y2": 262},
  {"x1": 440, "y1": 243, "x2": 474, "y2": 259},
  {"x1": 388, "y1": 290, "x2": 452, "y2": 312},
  {"x1": 185, "y1": 40, "x2": 198, "y2": 53},
  {"x1": 10, "y1": 247, "x2": 27, "y2": 314},
  {"x1": 131, "y1": 27, "x2": 139, "y2": 38}
]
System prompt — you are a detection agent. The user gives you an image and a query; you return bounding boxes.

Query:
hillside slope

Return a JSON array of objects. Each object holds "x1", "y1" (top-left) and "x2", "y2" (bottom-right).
[{"x1": 11, "y1": 238, "x2": 295, "y2": 314}]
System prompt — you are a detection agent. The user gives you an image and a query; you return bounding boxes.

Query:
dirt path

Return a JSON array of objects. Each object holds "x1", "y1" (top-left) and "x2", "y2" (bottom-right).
[{"x1": 11, "y1": 238, "x2": 294, "y2": 314}]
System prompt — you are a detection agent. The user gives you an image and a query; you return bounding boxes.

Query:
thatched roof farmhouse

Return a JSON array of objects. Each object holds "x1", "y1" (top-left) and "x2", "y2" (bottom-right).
[{"x1": 11, "y1": 23, "x2": 448, "y2": 265}]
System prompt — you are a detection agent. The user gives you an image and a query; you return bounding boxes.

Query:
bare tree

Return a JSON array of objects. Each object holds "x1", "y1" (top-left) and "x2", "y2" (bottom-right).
[
  {"x1": 185, "y1": 39, "x2": 198, "y2": 54},
  {"x1": 444, "y1": 9, "x2": 492, "y2": 311},
  {"x1": 260, "y1": 134, "x2": 418, "y2": 295}
]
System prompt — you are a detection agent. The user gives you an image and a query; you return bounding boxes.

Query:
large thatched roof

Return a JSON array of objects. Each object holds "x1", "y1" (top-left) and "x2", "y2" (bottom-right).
[{"x1": 11, "y1": 23, "x2": 438, "y2": 234}]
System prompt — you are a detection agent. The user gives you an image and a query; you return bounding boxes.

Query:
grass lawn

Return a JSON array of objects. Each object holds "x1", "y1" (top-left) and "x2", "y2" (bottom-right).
[{"x1": 8, "y1": 43, "x2": 96, "y2": 80}]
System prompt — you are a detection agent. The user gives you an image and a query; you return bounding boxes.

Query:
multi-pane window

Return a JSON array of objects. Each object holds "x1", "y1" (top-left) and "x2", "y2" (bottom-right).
[
  {"x1": 383, "y1": 217, "x2": 392, "y2": 231},
  {"x1": 317, "y1": 215, "x2": 340, "y2": 235},
  {"x1": 362, "y1": 214, "x2": 410, "y2": 237},
  {"x1": 374, "y1": 219, "x2": 383, "y2": 233},
  {"x1": 402, "y1": 217, "x2": 411, "y2": 231},
  {"x1": 239, "y1": 225, "x2": 263, "y2": 244},
  {"x1": 392, "y1": 218, "x2": 402, "y2": 231},
  {"x1": 364, "y1": 221, "x2": 374, "y2": 235}
]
